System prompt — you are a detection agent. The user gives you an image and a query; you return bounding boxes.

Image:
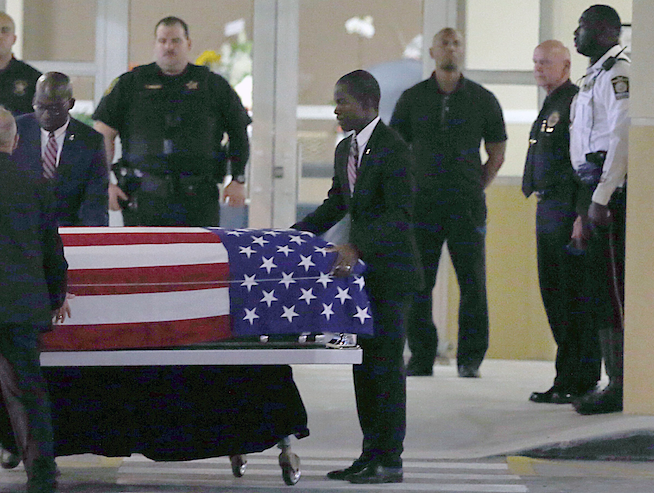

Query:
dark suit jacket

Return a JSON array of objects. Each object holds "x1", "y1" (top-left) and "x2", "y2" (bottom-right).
[
  {"x1": 294, "y1": 120, "x2": 423, "y2": 294},
  {"x1": 12, "y1": 114, "x2": 109, "y2": 226},
  {"x1": 0, "y1": 152, "x2": 68, "y2": 326}
]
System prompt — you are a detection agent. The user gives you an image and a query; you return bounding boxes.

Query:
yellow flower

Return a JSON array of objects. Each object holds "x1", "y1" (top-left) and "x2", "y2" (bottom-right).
[{"x1": 195, "y1": 50, "x2": 222, "y2": 66}]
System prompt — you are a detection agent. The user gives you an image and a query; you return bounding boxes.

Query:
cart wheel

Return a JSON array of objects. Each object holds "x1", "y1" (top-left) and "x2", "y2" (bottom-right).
[
  {"x1": 0, "y1": 448, "x2": 20, "y2": 470},
  {"x1": 229, "y1": 455, "x2": 247, "y2": 477},
  {"x1": 279, "y1": 451, "x2": 301, "y2": 485}
]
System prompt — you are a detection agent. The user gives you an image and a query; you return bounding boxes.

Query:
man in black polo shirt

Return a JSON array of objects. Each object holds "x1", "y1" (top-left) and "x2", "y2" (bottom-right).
[
  {"x1": 0, "y1": 12, "x2": 41, "y2": 116},
  {"x1": 390, "y1": 27, "x2": 507, "y2": 378},
  {"x1": 523, "y1": 40, "x2": 600, "y2": 404}
]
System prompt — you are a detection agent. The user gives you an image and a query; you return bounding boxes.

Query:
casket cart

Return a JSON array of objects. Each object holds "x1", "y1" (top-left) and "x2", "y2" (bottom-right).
[{"x1": 0, "y1": 227, "x2": 372, "y2": 485}]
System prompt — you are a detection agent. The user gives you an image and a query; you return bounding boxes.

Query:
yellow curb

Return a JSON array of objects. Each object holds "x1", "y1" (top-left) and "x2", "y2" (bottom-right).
[
  {"x1": 57, "y1": 457, "x2": 124, "y2": 469},
  {"x1": 506, "y1": 456, "x2": 538, "y2": 476}
]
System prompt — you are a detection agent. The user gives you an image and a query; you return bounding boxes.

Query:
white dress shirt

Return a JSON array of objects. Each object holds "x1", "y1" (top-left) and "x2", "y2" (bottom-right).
[
  {"x1": 352, "y1": 116, "x2": 381, "y2": 167},
  {"x1": 569, "y1": 45, "x2": 630, "y2": 205},
  {"x1": 39, "y1": 119, "x2": 71, "y2": 168}
]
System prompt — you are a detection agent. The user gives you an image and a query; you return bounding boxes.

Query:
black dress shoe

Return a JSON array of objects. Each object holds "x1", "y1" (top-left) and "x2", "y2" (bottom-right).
[
  {"x1": 573, "y1": 385, "x2": 623, "y2": 415},
  {"x1": 0, "y1": 448, "x2": 20, "y2": 469},
  {"x1": 457, "y1": 365, "x2": 480, "y2": 378},
  {"x1": 326, "y1": 459, "x2": 369, "y2": 480},
  {"x1": 529, "y1": 386, "x2": 574, "y2": 404},
  {"x1": 347, "y1": 463, "x2": 403, "y2": 484}
]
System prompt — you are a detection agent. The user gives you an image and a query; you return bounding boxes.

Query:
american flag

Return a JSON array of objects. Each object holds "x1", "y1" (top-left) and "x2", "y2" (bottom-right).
[{"x1": 41, "y1": 227, "x2": 373, "y2": 351}]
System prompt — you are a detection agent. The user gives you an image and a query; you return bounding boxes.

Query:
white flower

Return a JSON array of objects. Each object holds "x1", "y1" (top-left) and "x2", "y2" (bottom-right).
[
  {"x1": 345, "y1": 16, "x2": 375, "y2": 39},
  {"x1": 403, "y1": 34, "x2": 423, "y2": 60}
]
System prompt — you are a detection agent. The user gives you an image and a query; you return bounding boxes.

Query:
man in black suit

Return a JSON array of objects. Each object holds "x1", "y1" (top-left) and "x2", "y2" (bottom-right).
[
  {"x1": 12, "y1": 72, "x2": 108, "y2": 226},
  {"x1": 293, "y1": 70, "x2": 422, "y2": 484},
  {"x1": 0, "y1": 105, "x2": 68, "y2": 493}
]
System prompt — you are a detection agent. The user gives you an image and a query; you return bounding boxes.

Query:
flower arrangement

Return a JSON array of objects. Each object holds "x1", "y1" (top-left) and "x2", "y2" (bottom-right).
[
  {"x1": 344, "y1": 16, "x2": 375, "y2": 67},
  {"x1": 196, "y1": 19, "x2": 253, "y2": 109},
  {"x1": 345, "y1": 16, "x2": 375, "y2": 39}
]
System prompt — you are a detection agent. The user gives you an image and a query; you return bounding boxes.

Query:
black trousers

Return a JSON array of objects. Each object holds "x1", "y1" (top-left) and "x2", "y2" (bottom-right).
[
  {"x1": 407, "y1": 200, "x2": 489, "y2": 370},
  {"x1": 354, "y1": 283, "x2": 409, "y2": 468},
  {"x1": 581, "y1": 189, "x2": 626, "y2": 383},
  {"x1": 122, "y1": 172, "x2": 220, "y2": 227},
  {"x1": 0, "y1": 326, "x2": 56, "y2": 492},
  {"x1": 535, "y1": 194, "x2": 601, "y2": 393}
]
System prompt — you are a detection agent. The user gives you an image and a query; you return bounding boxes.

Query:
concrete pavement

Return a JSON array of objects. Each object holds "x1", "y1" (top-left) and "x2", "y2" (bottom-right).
[{"x1": 2, "y1": 358, "x2": 654, "y2": 492}]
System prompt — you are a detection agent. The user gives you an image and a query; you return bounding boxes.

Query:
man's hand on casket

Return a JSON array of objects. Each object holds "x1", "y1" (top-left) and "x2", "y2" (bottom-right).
[
  {"x1": 52, "y1": 293, "x2": 74, "y2": 324},
  {"x1": 328, "y1": 243, "x2": 360, "y2": 277}
]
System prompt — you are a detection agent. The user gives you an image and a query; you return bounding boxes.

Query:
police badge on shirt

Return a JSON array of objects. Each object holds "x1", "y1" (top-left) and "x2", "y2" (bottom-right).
[
  {"x1": 611, "y1": 76, "x2": 629, "y2": 100},
  {"x1": 13, "y1": 80, "x2": 28, "y2": 96}
]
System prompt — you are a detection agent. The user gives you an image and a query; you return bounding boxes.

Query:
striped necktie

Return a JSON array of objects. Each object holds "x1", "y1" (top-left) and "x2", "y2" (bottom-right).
[
  {"x1": 43, "y1": 132, "x2": 58, "y2": 179},
  {"x1": 347, "y1": 135, "x2": 359, "y2": 194}
]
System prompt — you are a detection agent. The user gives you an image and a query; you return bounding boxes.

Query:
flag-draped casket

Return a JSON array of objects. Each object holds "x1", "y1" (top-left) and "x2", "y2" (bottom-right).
[{"x1": 42, "y1": 227, "x2": 374, "y2": 351}]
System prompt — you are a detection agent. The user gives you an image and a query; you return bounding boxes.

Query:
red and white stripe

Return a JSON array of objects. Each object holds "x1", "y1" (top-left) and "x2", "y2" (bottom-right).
[{"x1": 41, "y1": 227, "x2": 232, "y2": 351}]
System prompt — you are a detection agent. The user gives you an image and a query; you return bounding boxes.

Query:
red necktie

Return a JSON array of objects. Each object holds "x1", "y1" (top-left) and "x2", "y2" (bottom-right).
[
  {"x1": 347, "y1": 135, "x2": 359, "y2": 194},
  {"x1": 43, "y1": 132, "x2": 58, "y2": 179}
]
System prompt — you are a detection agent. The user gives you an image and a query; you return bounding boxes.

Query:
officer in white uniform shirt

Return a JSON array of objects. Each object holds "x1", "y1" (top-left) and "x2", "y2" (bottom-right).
[{"x1": 568, "y1": 4, "x2": 629, "y2": 416}]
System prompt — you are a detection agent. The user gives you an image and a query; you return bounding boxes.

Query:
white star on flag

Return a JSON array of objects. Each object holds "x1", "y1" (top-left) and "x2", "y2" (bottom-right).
[
  {"x1": 279, "y1": 272, "x2": 296, "y2": 288},
  {"x1": 260, "y1": 290, "x2": 278, "y2": 307},
  {"x1": 281, "y1": 305, "x2": 299, "y2": 322},
  {"x1": 354, "y1": 276, "x2": 366, "y2": 290},
  {"x1": 299, "y1": 288, "x2": 317, "y2": 305},
  {"x1": 353, "y1": 306, "x2": 372, "y2": 324},
  {"x1": 335, "y1": 287, "x2": 352, "y2": 305},
  {"x1": 314, "y1": 246, "x2": 330, "y2": 256},
  {"x1": 243, "y1": 307, "x2": 260, "y2": 325},
  {"x1": 239, "y1": 245, "x2": 256, "y2": 258},
  {"x1": 241, "y1": 274, "x2": 258, "y2": 292},
  {"x1": 264, "y1": 230, "x2": 281, "y2": 236},
  {"x1": 316, "y1": 272, "x2": 333, "y2": 288},
  {"x1": 227, "y1": 230, "x2": 244, "y2": 236},
  {"x1": 277, "y1": 245, "x2": 293, "y2": 256},
  {"x1": 298, "y1": 255, "x2": 316, "y2": 271},
  {"x1": 260, "y1": 256, "x2": 277, "y2": 273},
  {"x1": 251, "y1": 236, "x2": 269, "y2": 247},
  {"x1": 289, "y1": 235, "x2": 306, "y2": 245},
  {"x1": 321, "y1": 303, "x2": 335, "y2": 320}
]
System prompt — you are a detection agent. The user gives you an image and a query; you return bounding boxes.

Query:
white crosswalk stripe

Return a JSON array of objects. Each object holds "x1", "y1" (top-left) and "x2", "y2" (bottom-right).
[
  {"x1": 0, "y1": 455, "x2": 530, "y2": 492},
  {"x1": 114, "y1": 455, "x2": 529, "y2": 492}
]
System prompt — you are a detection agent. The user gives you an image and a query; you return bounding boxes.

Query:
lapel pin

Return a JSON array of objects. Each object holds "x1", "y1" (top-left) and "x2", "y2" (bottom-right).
[
  {"x1": 68, "y1": 134, "x2": 75, "y2": 141},
  {"x1": 365, "y1": 148, "x2": 370, "y2": 155}
]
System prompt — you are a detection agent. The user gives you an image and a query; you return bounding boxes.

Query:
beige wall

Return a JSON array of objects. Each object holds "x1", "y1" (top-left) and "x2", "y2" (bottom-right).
[
  {"x1": 466, "y1": 0, "x2": 539, "y2": 71},
  {"x1": 22, "y1": 0, "x2": 96, "y2": 61},
  {"x1": 623, "y1": 0, "x2": 654, "y2": 415},
  {"x1": 443, "y1": 180, "x2": 556, "y2": 361},
  {"x1": 22, "y1": 0, "x2": 96, "y2": 99}
]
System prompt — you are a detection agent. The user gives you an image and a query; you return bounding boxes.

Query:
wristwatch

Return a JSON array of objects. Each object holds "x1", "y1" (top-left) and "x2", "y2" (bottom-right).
[{"x1": 233, "y1": 174, "x2": 246, "y2": 184}]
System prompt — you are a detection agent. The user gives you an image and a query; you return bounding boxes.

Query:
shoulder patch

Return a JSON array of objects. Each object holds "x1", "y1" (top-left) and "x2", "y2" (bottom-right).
[
  {"x1": 103, "y1": 77, "x2": 120, "y2": 97},
  {"x1": 611, "y1": 76, "x2": 629, "y2": 100}
]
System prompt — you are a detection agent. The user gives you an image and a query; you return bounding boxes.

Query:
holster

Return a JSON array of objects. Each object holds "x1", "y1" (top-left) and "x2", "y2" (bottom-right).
[
  {"x1": 576, "y1": 151, "x2": 607, "y2": 188},
  {"x1": 113, "y1": 163, "x2": 142, "y2": 211}
]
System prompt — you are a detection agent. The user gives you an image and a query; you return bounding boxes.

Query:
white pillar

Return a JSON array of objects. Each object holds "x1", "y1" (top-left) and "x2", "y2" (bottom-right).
[{"x1": 250, "y1": 0, "x2": 299, "y2": 228}]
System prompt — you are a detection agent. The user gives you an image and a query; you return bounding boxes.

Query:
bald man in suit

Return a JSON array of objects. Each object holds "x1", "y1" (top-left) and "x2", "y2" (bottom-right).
[
  {"x1": 0, "y1": 105, "x2": 68, "y2": 493},
  {"x1": 12, "y1": 72, "x2": 108, "y2": 226}
]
